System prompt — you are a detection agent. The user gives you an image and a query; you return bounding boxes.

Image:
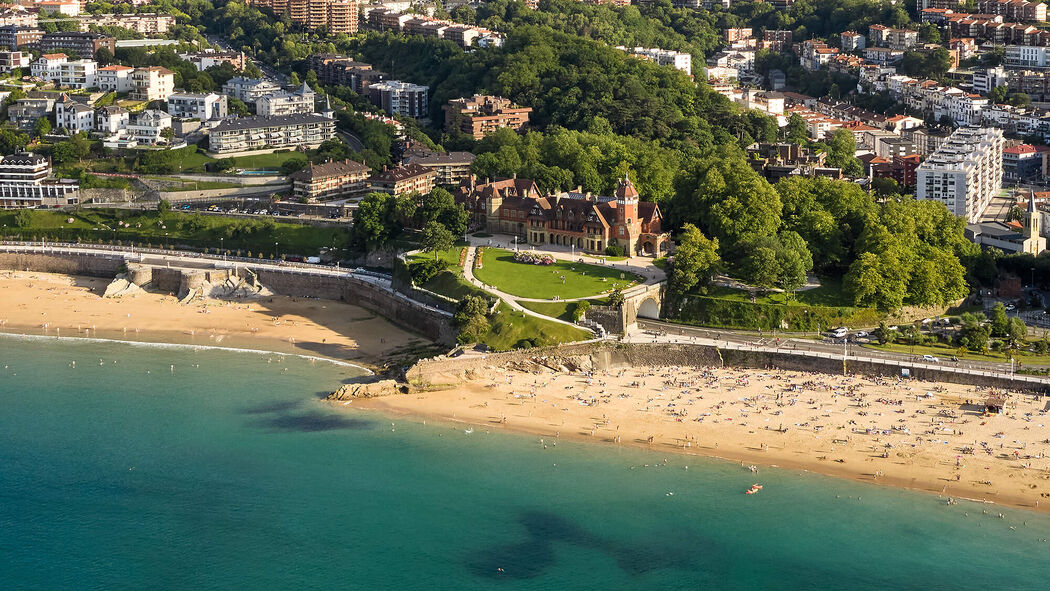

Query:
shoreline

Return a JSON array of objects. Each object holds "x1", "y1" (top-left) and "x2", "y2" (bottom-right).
[
  {"x1": 341, "y1": 364, "x2": 1050, "y2": 515},
  {"x1": 0, "y1": 270, "x2": 432, "y2": 369}
]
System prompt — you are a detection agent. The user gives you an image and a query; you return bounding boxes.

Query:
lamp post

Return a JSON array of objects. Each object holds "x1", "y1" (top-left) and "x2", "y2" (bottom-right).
[
  {"x1": 275, "y1": 241, "x2": 279, "y2": 260},
  {"x1": 220, "y1": 237, "x2": 225, "y2": 261}
]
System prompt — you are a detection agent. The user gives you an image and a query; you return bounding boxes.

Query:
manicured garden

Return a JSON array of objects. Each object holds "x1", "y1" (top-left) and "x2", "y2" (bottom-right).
[{"x1": 472, "y1": 248, "x2": 641, "y2": 299}]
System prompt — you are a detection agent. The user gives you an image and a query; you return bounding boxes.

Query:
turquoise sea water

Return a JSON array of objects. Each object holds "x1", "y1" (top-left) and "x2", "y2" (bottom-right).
[{"x1": 2, "y1": 336, "x2": 1049, "y2": 590}]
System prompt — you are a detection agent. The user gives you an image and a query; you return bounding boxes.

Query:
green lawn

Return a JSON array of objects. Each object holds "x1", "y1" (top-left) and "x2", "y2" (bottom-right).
[
  {"x1": 407, "y1": 244, "x2": 487, "y2": 300},
  {"x1": 473, "y1": 248, "x2": 641, "y2": 299},
  {"x1": 228, "y1": 152, "x2": 303, "y2": 170},
  {"x1": 705, "y1": 277, "x2": 854, "y2": 308},
  {"x1": 482, "y1": 303, "x2": 591, "y2": 351},
  {"x1": 518, "y1": 298, "x2": 609, "y2": 322},
  {"x1": 863, "y1": 341, "x2": 1050, "y2": 367},
  {"x1": 0, "y1": 209, "x2": 348, "y2": 256}
]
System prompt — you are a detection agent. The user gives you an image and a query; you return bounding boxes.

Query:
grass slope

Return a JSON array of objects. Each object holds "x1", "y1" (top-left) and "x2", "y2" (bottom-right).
[{"x1": 473, "y1": 248, "x2": 640, "y2": 299}]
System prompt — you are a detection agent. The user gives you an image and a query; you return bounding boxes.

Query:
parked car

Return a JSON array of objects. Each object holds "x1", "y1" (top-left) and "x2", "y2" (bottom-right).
[
  {"x1": 921, "y1": 355, "x2": 940, "y2": 363},
  {"x1": 854, "y1": 331, "x2": 869, "y2": 338},
  {"x1": 829, "y1": 327, "x2": 848, "y2": 338}
]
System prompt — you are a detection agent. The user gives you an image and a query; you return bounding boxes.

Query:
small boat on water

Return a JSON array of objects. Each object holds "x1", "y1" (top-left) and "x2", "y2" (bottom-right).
[{"x1": 745, "y1": 483, "x2": 763, "y2": 495}]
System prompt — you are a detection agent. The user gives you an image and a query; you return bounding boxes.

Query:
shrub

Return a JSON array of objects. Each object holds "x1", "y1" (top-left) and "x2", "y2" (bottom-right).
[{"x1": 605, "y1": 244, "x2": 624, "y2": 257}]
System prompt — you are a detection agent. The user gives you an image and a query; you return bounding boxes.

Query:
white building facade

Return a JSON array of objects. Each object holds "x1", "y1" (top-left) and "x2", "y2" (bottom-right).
[{"x1": 916, "y1": 127, "x2": 1005, "y2": 223}]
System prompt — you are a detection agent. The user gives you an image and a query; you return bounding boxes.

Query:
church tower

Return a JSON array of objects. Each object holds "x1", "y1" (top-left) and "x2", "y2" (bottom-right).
[{"x1": 1024, "y1": 191, "x2": 1046, "y2": 255}]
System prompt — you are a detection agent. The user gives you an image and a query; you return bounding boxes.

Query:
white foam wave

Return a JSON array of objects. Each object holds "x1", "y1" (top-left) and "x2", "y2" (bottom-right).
[{"x1": 0, "y1": 331, "x2": 373, "y2": 373}]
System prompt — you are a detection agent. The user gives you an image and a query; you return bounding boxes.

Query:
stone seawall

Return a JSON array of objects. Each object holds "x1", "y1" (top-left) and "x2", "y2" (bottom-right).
[
  {"x1": 407, "y1": 342, "x2": 1050, "y2": 392},
  {"x1": 253, "y1": 268, "x2": 456, "y2": 345},
  {"x1": 0, "y1": 252, "x2": 124, "y2": 277}
]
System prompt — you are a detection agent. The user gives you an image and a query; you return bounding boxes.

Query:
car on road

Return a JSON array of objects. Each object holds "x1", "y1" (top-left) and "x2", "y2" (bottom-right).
[
  {"x1": 854, "y1": 331, "x2": 869, "y2": 338},
  {"x1": 1005, "y1": 304, "x2": 1016, "y2": 311},
  {"x1": 829, "y1": 327, "x2": 848, "y2": 338},
  {"x1": 921, "y1": 355, "x2": 940, "y2": 363}
]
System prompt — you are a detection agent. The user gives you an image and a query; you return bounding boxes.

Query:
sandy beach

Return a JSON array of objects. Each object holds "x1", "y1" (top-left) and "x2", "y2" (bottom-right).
[
  {"x1": 354, "y1": 362, "x2": 1050, "y2": 512},
  {"x1": 0, "y1": 270, "x2": 429, "y2": 367}
]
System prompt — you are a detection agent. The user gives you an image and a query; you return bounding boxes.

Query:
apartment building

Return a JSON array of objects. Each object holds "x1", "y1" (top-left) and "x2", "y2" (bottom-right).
[
  {"x1": 55, "y1": 94, "x2": 94, "y2": 132},
  {"x1": 127, "y1": 109, "x2": 173, "y2": 145},
  {"x1": 290, "y1": 159, "x2": 371, "y2": 200},
  {"x1": 762, "y1": 30, "x2": 793, "y2": 52},
  {"x1": 208, "y1": 113, "x2": 336, "y2": 153},
  {"x1": 368, "y1": 163, "x2": 436, "y2": 197},
  {"x1": 367, "y1": 81, "x2": 428, "y2": 119},
  {"x1": 365, "y1": 8, "x2": 501, "y2": 48},
  {"x1": 166, "y1": 92, "x2": 228, "y2": 121},
  {"x1": 1003, "y1": 144, "x2": 1048, "y2": 181},
  {"x1": 0, "y1": 25, "x2": 41, "y2": 50},
  {"x1": 402, "y1": 151, "x2": 476, "y2": 185},
  {"x1": 130, "y1": 66, "x2": 175, "y2": 101},
  {"x1": 96, "y1": 64, "x2": 134, "y2": 92},
  {"x1": 30, "y1": 52, "x2": 66, "y2": 80},
  {"x1": 443, "y1": 95, "x2": 531, "y2": 139},
  {"x1": 95, "y1": 105, "x2": 130, "y2": 134},
  {"x1": 40, "y1": 31, "x2": 114, "y2": 57},
  {"x1": 256, "y1": 83, "x2": 315, "y2": 117},
  {"x1": 248, "y1": 0, "x2": 359, "y2": 35},
  {"x1": 916, "y1": 127, "x2": 1004, "y2": 223},
  {"x1": 0, "y1": 50, "x2": 28, "y2": 73},
  {"x1": 0, "y1": 153, "x2": 79, "y2": 209},
  {"x1": 869, "y1": 25, "x2": 918, "y2": 50},
  {"x1": 976, "y1": 0, "x2": 1046, "y2": 22},
  {"x1": 56, "y1": 59, "x2": 96, "y2": 89},
  {"x1": 623, "y1": 47, "x2": 692, "y2": 75},
  {"x1": 222, "y1": 77, "x2": 281, "y2": 103},
  {"x1": 800, "y1": 40, "x2": 840, "y2": 71},
  {"x1": 1005, "y1": 45, "x2": 1050, "y2": 68},
  {"x1": 179, "y1": 51, "x2": 247, "y2": 72},
  {"x1": 79, "y1": 13, "x2": 175, "y2": 34},
  {"x1": 0, "y1": 6, "x2": 36, "y2": 28},
  {"x1": 841, "y1": 31, "x2": 866, "y2": 52},
  {"x1": 307, "y1": 55, "x2": 384, "y2": 92},
  {"x1": 8, "y1": 97, "x2": 54, "y2": 130}
]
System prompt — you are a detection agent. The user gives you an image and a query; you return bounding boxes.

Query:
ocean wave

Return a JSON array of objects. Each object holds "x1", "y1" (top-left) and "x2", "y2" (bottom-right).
[{"x1": 0, "y1": 331, "x2": 372, "y2": 373}]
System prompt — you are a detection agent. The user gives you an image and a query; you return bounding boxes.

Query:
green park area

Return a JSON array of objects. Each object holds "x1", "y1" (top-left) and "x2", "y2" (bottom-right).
[
  {"x1": 672, "y1": 279, "x2": 884, "y2": 332},
  {"x1": 482, "y1": 303, "x2": 591, "y2": 351},
  {"x1": 0, "y1": 208, "x2": 348, "y2": 257},
  {"x1": 472, "y1": 249, "x2": 641, "y2": 299},
  {"x1": 517, "y1": 298, "x2": 609, "y2": 322}
]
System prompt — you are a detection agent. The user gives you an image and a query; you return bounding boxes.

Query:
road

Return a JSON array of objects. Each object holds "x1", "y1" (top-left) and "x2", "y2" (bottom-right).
[
  {"x1": 633, "y1": 319, "x2": 1042, "y2": 376},
  {"x1": 337, "y1": 130, "x2": 365, "y2": 153}
]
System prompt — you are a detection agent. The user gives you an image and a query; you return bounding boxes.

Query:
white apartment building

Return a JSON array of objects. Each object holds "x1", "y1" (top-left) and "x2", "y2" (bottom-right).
[
  {"x1": 130, "y1": 66, "x2": 175, "y2": 101},
  {"x1": 208, "y1": 113, "x2": 336, "y2": 153},
  {"x1": 622, "y1": 46, "x2": 692, "y2": 76},
  {"x1": 256, "y1": 83, "x2": 316, "y2": 117},
  {"x1": 55, "y1": 94, "x2": 94, "y2": 132},
  {"x1": 30, "y1": 53, "x2": 66, "y2": 80},
  {"x1": 222, "y1": 77, "x2": 281, "y2": 104},
  {"x1": 95, "y1": 105, "x2": 129, "y2": 134},
  {"x1": 916, "y1": 127, "x2": 1004, "y2": 223},
  {"x1": 0, "y1": 152, "x2": 79, "y2": 209},
  {"x1": 56, "y1": 59, "x2": 96, "y2": 89},
  {"x1": 166, "y1": 92, "x2": 228, "y2": 120},
  {"x1": 972, "y1": 66, "x2": 1007, "y2": 94},
  {"x1": 79, "y1": 13, "x2": 175, "y2": 35},
  {"x1": 1005, "y1": 45, "x2": 1050, "y2": 69},
  {"x1": 127, "y1": 109, "x2": 173, "y2": 145},
  {"x1": 0, "y1": 50, "x2": 29, "y2": 73},
  {"x1": 96, "y1": 65, "x2": 134, "y2": 92}
]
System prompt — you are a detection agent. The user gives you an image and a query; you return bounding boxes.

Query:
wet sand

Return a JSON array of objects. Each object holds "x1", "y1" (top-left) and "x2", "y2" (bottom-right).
[
  {"x1": 0, "y1": 270, "x2": 428, "y2": 366},
  {"x1": 353, "y1": 363, "x2": 1050, "y2": 512}
]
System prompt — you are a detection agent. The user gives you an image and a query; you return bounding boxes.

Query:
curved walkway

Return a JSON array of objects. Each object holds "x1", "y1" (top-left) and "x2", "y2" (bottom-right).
[{"x1": 461, "y1": 246, "x2": 597, "y2": 335}]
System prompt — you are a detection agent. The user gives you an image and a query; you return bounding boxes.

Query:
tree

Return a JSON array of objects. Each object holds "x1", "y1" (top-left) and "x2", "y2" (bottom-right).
[
  {"x1": 871, "y1": 177, "x2": 900, "y2": 199},
  {"x1": 918, "y1": 22, "x2": 940, "y2": 44},
  {"x1": 420, "y1": 220, "x2": 455, "y2": 261},
  {"x1": 229, "y1": 98, "x2": 251, "y2": 117},
  {"x1": 784, "y1": 113, "x2": 808, "y2": 144},
  {"x1": 957, "y1": 312, "x2": 990, "y2": 352},
  {"x1": 990, "y1": 302, "x2": 1009, "y2": 337},
  {"x1": 95, "y1": 47, "x2": 114, "y2": 66},
  {"x1": 350, "y1": 192, "x2": 401, "y2": 250},
  {"x1": 157, "y1": 199, "x2": 171, "y2": 212},
  {"x1": 572, "y1": 300, "x2": 590, "y2": 322},
  {"x1": 990, "y1": 85, "x2": 1008, "y2": 104},
  {"x1": 825, "y1": 129, "x2": 863, "y2": 177},
  {"x1": 15, "y1": 208, "x2": 33, "y2": 228},
  {"x1": 454, "y1": 295, "x2": 490, "y2": 343},
  {"x1": 289, "y1": 72, "x2": 301, "y2": 87},
  {"x1": 1008, "y1": 92, "x2": 1031, "y2": 108},
  {"x1": 280, "y1": 157, "x2": 308, "y2": 175},
  {"x1": 875, "y1": 322, "x2": 899, "y2": 344},
  {"x1": 1007, "y1": 316, "x2": 1028, "y2": 347},
  {"x1": 33, "y1": 117, "x2": 51, "y2": 138},
  {"x1": 667, "y1": 224, "x2": 720, "y2": 298},
  {"x1": 160, "y1": 127, "x2": 175, "y2": 141}
]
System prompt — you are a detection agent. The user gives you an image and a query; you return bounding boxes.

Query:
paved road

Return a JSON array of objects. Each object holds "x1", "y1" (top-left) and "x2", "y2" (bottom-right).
[
  {"x1": 337, "y1": 130, "x2": 365, "y2": 153},
  {"x1": 634, "y1": 319, "x2": 1042, "y2": 375}
]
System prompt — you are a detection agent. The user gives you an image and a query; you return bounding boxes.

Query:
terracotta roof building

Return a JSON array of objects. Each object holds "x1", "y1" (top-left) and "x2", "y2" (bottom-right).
[
  {"x1": 291, "y1": 159, "x2": 371, "y2": 200},
  {"x1": 456, "y1": 174, "x2": 670, "y2": 256},
  {"x1": 369, "y1": 163, "x2": 436, "y2": 196},
  {"x1": 444, "y1": 95, "x2": 531, "y2": 139}
]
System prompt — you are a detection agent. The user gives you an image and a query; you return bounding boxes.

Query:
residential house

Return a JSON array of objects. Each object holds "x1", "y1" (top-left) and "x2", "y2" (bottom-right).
[
  {"x1": 402, "y1": 151, "x2": 476, "y2": 185},
  {"x1": 96, "y1": 64, "x2": 134, "y2": 92},
  {"x1": 95, "y1": 105, "x2": 130, "y2": 134},
  {"x1": 55, "y1": 94, "x2": 94, "y2": 133},
  {"x1": 127, "y1": 109, "x2": 173, "y2": 145},
  {"x1": 0, "y1": 50, "x2": 28, "y2": 72},
  {"x1": 221, "y1": 76, "x2": 281, "y2": 104},
  {"x1": 8, "y1": 97, "x2": 54, "y2": 130},
  {"x1": 255, "y1": 83, "x2": 316, "y2": 117}
]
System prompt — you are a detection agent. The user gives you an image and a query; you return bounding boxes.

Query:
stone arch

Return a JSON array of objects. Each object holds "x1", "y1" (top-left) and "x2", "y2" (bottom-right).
[{"x1": 637, "y1": 296, "x2": 660, "y2": 320}]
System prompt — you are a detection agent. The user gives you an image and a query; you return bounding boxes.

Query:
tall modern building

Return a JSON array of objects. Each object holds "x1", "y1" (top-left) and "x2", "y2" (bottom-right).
[
  {"x1": 366, "y1": 81, "x2": 429, "y2": 119},
  {"x1": 916, "y1": 127, "x2": 1004, "y2": 223},
  {"x1": 248, "y1": 0, "x2": 358, "y2": 34}
]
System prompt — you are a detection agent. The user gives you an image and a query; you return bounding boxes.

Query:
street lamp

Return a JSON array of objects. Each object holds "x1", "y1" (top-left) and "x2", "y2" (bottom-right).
[
  {"x1": 275, "y1": 241, "x2": 279, "y2": 260},
  {"x1": 220, "y1": 237, "x2": 225, "y2": 261}
]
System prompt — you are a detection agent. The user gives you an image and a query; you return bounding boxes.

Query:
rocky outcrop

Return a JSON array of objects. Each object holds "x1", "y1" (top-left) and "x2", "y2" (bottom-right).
[{"x1": 328, "y1": 379, "x2": 406, "y2": 400}]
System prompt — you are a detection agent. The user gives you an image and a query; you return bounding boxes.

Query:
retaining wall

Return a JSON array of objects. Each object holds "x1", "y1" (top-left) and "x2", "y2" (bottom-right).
[
  {"x1": 407, "y1": 341, "x2": 1050, "y2": 392},
  {"x1": 0, "y1": 252, "x2": 124, "y2": 277}
]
